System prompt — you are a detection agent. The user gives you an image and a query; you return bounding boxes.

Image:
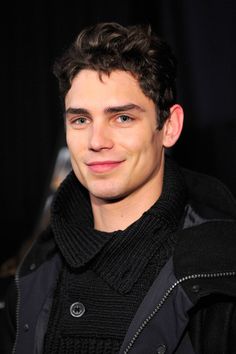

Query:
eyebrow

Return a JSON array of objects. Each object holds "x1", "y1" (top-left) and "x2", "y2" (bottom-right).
[
  {"x1": 65, "y1": 107, "x2": 90, "y2": 116},
  {"x1": 104, "y1": 103, "x2": 145, "y2": 113},
  {"x1": 65, "y1": 103, "x2": 145, "y2": 117}
]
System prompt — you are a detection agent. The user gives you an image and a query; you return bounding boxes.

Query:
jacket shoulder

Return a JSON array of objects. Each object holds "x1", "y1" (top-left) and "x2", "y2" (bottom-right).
[
  {"x1": 19, "y1": 226, "x2": 56, "y2": 278},
  {"x1": 182, "y1": 167, "x2": 236, "y2": 220}
]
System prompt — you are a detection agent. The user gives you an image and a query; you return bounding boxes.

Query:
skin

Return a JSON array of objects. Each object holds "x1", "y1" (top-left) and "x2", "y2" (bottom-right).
[{"x1": 65, "y1": 69, "x2": 183, "y2": 231}]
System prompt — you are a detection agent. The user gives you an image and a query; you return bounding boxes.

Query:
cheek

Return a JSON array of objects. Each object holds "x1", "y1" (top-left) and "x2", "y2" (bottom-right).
[
  {"x1": 66, "y1": 131, "x2": 84, "y2": 154},
  {"x1": 118, "y1": 129, "x2": 149, "y2": 150},
  {"x1": 65, "y1": 129, "x2": 73, "y2": 149},
  {"x1": 122, "y1": 130, "x2": 162, "y2": 157}
]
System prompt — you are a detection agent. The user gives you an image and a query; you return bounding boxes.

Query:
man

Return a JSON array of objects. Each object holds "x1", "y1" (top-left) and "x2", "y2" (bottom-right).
[{"x1": 2, "y1": 22, "x2": 236, "y2": 354}]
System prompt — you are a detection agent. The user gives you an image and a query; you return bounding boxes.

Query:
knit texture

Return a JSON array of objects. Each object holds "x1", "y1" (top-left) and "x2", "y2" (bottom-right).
[{"x1": 43, "y1": 157, "x2": 187, "y2": 353}]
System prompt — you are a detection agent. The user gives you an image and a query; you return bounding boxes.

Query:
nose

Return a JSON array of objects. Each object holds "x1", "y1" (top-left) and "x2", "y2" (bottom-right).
[{"x1": 88, "y1": 123, "x2": 113, "y2": 151}]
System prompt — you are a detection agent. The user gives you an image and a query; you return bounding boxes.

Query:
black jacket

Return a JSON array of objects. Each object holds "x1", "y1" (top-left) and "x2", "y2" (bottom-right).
[{"x1": 2, "y1": 166, "x2": 236, "y2": 354}]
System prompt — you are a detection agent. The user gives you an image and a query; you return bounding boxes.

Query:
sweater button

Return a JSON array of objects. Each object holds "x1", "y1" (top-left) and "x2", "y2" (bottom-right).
[
  {"x1": 29, "y1": 263, "x2": 36, "y2": 271},
  {"x1": 156, "y1": 344, "x2": 167, "y2": 354},
  {"x1": 191, "y1": 284, "x2": 200, "y2": 293},
  {"x1": 70, "y1": 302, "x2": 85, "y2": 318},
  {"x1": 24, "y1": 323, "x2": 29, "y2": 332}
]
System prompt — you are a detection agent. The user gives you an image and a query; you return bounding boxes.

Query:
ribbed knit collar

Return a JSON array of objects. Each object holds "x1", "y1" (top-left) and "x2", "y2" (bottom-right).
[{"x1": 51, "y1": 156, "x2": 187, "y2": 291}]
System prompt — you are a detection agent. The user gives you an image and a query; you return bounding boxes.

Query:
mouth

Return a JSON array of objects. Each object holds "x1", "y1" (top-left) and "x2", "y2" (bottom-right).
[{"x1": 86, "y1": 160, "x2": 124, "y2": 173}]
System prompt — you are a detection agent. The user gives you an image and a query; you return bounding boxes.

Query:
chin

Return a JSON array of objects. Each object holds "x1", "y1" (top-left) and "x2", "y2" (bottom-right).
[
  {"x1": 89, "y1": 184, "x2": 127, "y2": 202},
  {"x1": 91, "y1": 190, "x2": 124, "y2": 202}
]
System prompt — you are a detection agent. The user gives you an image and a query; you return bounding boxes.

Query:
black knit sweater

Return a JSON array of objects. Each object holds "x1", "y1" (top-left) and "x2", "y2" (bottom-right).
[{"x1": 43, "y1": 158, "x2": 187, "y2": 354}]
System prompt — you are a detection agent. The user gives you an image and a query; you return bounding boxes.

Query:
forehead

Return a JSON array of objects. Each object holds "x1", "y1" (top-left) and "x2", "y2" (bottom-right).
[{"x1": 65, "y1": 69, "x2": 154, "y2": 110}]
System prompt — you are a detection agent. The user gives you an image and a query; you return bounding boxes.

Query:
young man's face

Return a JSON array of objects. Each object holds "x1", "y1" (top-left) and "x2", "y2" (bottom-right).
[{"x1": 65, "y1": 69, "x2": 166, "y2": 204}]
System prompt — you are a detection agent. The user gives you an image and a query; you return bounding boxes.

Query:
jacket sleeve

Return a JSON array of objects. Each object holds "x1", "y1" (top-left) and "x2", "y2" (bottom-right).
[
  {"x1": 0, "y1": 279, "x2": 17, "y2": 354},
  {"x1": 188, "y1": 294, "x2": 236, "y2": 353},
  {"x1": 229, "y1": 301, "x2": 236, "y2": 351}
]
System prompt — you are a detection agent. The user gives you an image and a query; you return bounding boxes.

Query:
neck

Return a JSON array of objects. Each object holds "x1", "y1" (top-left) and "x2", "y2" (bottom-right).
[{"x1": 90, "y1": 161, "x2": 165, "y2": 232}]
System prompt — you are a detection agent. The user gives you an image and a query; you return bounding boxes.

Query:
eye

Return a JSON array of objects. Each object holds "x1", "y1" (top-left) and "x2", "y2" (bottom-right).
[
  {"x1": 70, "y1": 116, "x2": 91, "y2": 127},
  {"x1": 116, "y1": 115, "x2": 133, "y2": 123},
  {"x1": 74, "y1": 117, "x2": 89, "y2": 124}
]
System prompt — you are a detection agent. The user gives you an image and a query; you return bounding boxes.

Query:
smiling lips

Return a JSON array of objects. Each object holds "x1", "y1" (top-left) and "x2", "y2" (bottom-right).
[{"x1": 86, "y1": 160, "x2": 124, "y2": 173}]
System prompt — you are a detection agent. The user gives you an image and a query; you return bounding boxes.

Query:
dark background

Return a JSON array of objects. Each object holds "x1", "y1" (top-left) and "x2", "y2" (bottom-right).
[{"x1": 1, "y1": 0, "x2": 236, "y2": 265}]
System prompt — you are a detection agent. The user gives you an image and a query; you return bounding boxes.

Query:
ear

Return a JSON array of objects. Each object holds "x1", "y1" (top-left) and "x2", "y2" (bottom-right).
[{"x1": 162, "y1": 104, "x2": 184, "y2": 148}]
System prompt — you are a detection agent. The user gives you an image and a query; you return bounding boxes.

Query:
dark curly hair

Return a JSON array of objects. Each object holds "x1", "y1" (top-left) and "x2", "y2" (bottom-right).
[{"x1": 53, "y1": 22, "x2": 177, "y2": 129}]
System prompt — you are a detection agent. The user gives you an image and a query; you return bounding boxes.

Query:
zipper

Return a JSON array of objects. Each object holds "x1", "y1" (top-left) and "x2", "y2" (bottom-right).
[
  {"x1": 123, "y1": 271, "x2": 236, "y2": 354},
  {"x1": 12, "y1": 266, "x2": 20, "y2": 354},
  {"x1": 12, "y1": 237, "x2": 37, "y2": 354}
]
